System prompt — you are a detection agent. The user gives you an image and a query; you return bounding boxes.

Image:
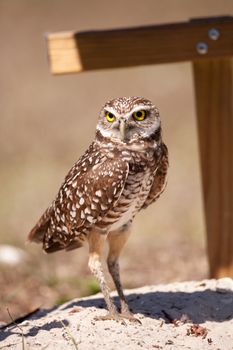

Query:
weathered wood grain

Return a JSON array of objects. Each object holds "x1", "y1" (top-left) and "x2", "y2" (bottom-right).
[
  {"x1": 47, "y1": 16, "x2": 233, "y2": 74},
  {"x1": 193, "y1": 58, "x2": 233, "y2": 278}
]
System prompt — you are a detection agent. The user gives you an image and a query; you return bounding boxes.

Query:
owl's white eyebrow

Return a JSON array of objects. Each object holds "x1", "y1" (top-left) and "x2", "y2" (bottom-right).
[
  {"x1": 104, "y1": 105, "x2": 152, "y2": 118},
  {"x1": 104, "y1": 107, "x2": 119, "y2": 116},
  {"x1": 121, "y1": 105, "x2": 153, "y2": 119},
  {"x1": 130, "y1": 105, "x2": 152, "y2": 113}
]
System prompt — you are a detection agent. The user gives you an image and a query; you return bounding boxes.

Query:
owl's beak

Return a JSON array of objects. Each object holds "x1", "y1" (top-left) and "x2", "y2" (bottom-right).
[{"x1": 119, "y1": 119, "x2": 127, "y2": 141}]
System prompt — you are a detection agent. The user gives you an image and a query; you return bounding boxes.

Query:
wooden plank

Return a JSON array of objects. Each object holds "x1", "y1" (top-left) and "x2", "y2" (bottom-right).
[
  {"x1": 193, "y1": 58, "x2": 233, "y2": 278},
  {"x1": 47, "y1": 16, "x2": 233, "y2": 74}
]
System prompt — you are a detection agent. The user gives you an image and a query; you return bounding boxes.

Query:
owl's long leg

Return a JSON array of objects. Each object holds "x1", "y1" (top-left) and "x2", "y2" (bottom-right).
[
  {"x1": 107, "y1": 228, "x2": 130, "y2": 313},
  {"x1": 88, "y1": 229, "x2": 139, "y2": 323},
  {"x1": 88, "y1": 230, "x2": 119, "y2": 318},
  {"x1": 107, "y1": 225, "x2": 140, "y2": 322}
]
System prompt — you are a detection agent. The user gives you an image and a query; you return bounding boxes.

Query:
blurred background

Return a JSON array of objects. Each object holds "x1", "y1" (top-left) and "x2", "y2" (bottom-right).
[{"x1": 0, "y1": 0, "x2": 232, "y2": 324}]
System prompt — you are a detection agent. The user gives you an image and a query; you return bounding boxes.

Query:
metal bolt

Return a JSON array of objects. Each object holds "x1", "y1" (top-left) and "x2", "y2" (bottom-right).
[
  {"x1": 208, "y1": 28, "x2": 220, "y2": 40},
  {"x1": 196, "y1": 42, "x2": 208, "y2": 55}
]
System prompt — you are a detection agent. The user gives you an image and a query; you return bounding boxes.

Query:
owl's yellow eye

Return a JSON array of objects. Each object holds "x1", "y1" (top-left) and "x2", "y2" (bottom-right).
[
  {"x1": 133, "y1": 110, "x2": 146, "y2": 121},
  {"x1": 105, "y1": 112, "x2": 116, "y2": 122}
]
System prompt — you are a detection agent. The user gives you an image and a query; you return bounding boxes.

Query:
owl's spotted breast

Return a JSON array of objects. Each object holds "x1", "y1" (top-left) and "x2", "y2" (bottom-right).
[{"x1": 94, "y1": 147, "x2": 160, "y2": 232}]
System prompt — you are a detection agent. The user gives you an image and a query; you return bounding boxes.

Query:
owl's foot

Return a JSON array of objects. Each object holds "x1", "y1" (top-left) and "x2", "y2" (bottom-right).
[
  {"x1": 120, "y1": 310, "x2": 142, "y2": 324},
  {"x1": 94, "y1": 311, "x2": 127, "y2": 325},
  {"x1": 94, "y1": 310, "x2": 141, "y2": 325}
]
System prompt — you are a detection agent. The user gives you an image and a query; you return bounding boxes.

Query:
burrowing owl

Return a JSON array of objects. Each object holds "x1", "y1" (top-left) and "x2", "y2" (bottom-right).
[{"x1": 29, "y1": 96, "x2": 168, "y2": 322}]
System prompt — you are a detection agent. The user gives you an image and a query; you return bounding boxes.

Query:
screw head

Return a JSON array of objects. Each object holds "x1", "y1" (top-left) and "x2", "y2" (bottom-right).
[
  {"x1": 208, "y1": 28, "x2": 220, "y2": 40},
  {"x1": 196, "y1": 42, "x2": 208, "y2": 55}
]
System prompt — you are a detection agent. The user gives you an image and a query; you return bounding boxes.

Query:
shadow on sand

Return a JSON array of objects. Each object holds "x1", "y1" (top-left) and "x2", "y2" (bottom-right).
[{"x1": 1, "y1": 288, "x2": 233, "y2": 341}]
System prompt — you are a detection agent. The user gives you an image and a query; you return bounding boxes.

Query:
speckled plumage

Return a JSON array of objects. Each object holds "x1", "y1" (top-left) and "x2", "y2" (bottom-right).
[{"x1": 29, "y1": 96, "x2": 168, "y2": 322}]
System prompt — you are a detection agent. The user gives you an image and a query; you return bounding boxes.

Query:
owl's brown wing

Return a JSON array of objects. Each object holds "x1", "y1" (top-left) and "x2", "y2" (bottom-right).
[
  {"x1": 142, "y1": 143, "x2": 168, "y2": 209},
  {"x1": 28, "y1": 146, "x2": 129, "y2": 253}
]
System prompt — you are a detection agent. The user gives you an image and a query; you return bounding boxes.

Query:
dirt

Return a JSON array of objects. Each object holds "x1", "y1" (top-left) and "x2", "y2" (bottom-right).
[{"x1": 1, "y1": 278, "x2": 233, "y2": 350}]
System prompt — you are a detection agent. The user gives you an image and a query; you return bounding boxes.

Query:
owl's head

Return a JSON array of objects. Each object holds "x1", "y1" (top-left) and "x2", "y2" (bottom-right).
[{"x1": 96, "y1": 97, "x2": 161, "y2": 143}]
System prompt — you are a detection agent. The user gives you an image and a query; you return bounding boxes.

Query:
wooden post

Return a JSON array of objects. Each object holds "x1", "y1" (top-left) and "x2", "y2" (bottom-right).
[{"x1": 193, "y1": 58, "x2": 233, "y2": 277}]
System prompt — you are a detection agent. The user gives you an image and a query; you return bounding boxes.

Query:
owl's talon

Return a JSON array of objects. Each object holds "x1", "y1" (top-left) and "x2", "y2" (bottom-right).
[
  {"x1": 94, "y1": 312, "x2": 127, "y2": 325},
  {"x1": 94, "y1": 311, "x2": 141, "y2": 325},
  {"x1": 120, "y1": 311, "x2": 142, "y2": 324}
]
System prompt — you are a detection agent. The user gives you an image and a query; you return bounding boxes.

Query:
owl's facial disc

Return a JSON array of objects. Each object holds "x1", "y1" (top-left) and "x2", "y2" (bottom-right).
[{"x1": 96, "y1": 97, "x2": 161, "y2": 143}]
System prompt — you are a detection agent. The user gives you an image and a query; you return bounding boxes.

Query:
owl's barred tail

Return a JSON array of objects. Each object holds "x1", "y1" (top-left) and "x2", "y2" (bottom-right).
[
  {"x1": 28, "y1": 207, "x2": 84, "y2": 253},
  {"x1": 28, "y1": 208, "x2": 51, "y2": 243}
]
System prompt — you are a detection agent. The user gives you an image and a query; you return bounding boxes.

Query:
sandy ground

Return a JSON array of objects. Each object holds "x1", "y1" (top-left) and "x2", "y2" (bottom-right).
[{"x1": 1, "y1": 278, "x2": 233, "y2": 350}]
